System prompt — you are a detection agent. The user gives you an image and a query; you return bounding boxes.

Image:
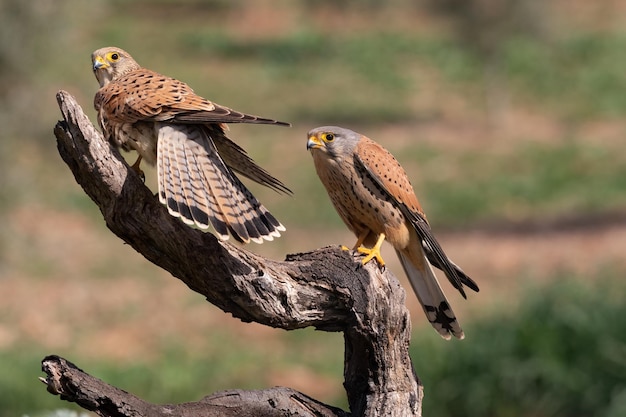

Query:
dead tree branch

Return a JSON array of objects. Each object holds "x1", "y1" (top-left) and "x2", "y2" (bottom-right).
[
  {"x1": 40, "y1": 355, "x2": 346, "y2": 417},
  {"x1": 44, "y1": 90, "x2": 423, "y2": 417}
]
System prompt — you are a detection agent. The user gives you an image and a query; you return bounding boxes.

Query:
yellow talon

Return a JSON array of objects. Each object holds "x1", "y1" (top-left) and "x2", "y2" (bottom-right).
[
  {"x1": 340, "y1": 245, "x2": 350, "y2": 251},
  {"x1": 356, "y1": 233, "x2": 386, "y2": 267}
]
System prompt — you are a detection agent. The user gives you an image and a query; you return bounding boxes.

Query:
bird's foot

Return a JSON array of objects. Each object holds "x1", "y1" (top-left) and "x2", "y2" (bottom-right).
[
  {"x1": 357, "y1": 246, "x2": 385, "y2": 266},
  {"x1": 356, "y1": 233, "x2": 386, "y2": 267},
  {"x1": 340, "y1": 245, "x2": 350, "y2": 251}
]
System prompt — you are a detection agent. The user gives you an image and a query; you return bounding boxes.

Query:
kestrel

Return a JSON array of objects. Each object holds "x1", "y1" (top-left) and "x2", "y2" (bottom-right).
[
  {"x1": 307, "y1": 126, "x2": 479, "y2": 339},
  {"x1": 91, "y1": 46, "x2": 291, "y2": 244}
]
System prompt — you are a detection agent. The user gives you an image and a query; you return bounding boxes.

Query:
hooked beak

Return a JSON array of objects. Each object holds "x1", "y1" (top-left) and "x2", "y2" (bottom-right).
[
  {"x1": 307, "y1": 136, "x2": 323, "y2": 150},
  {"x1": 92, "y1": 55, "x2": 108, "y2": 71}
]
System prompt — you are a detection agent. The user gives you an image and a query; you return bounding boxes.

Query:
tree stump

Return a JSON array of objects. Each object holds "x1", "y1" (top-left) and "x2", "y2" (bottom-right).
[{"x1": 42, "y1": 91, "x2": 423, "y2": 417}]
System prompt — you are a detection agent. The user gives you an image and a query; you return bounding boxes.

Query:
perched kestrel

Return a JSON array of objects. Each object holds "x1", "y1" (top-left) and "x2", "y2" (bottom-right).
[
  {"x1": 307, "y1": 126, "x2": 479, "y2": 339},
  {"x1": 91, "y1": 46, "x2": 291, "y2": 244}
]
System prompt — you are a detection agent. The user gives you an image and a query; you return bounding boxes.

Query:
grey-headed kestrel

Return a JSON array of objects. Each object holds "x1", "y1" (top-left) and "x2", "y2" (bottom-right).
[
  {"x1": 91, "y1": 46, "x2": 291, "y2": 244},
  {"x1": 307, "y1": 126, "x2": 479, "y2": 339}
]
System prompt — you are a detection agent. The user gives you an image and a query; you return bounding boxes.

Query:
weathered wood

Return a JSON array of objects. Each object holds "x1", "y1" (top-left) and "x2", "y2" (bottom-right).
[
  {"x1": 40, "y1": 355, "x2": 348, "y2": 417},
  {"x1": 45, "y1": 90, "x2": 423, "y2": 417}
]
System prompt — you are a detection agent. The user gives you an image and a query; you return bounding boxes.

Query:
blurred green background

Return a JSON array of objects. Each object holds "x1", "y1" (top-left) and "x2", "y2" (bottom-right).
[{"x1": 1, "y1": 0, "x2": 625, "y2": 416}]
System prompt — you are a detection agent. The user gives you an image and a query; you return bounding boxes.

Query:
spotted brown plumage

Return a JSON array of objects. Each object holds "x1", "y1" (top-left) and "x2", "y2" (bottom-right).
[
  {"x1": 307, "y1": 126, "x2": 479, "y2": 339},
  {"x1": 91, "y1": 46, "x2": 291, "y2": 243}
]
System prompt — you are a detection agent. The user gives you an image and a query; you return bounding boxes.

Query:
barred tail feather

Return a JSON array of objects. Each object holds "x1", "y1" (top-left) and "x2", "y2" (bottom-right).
[
  {"x1": 157, "y1": 124, "x2": 230, "y2": 238},
  {"x1": 396, "y1": 249, "x2": 464, "y2": 340},
  {"x1": 156, "y1": 123, "x2": 285, "y2": 243},
  {"x1": 199, "y1": 129, "x2": 284, "y2": 243}
]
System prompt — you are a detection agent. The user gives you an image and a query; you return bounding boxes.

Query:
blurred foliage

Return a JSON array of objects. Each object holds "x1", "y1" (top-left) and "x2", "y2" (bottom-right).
[
  {"x1": 0, "y1": 349, "x2": 70, "y2": 416},
  {"x1": 504, "y1": 33, "x2": 626, "y2": 118},
  {"x1": 180, "y1": 24, "x2": 626, "y2": 124},
  {"x1": 0, "y1": 0, "x2": 104, "y2": 136},
  {"x1": 35, "y1": 410, "x2": 91, "y2": 417},
  {"x1": 181, "y1": 29, "x2": 417, "y2": 124},
  {"x1": 411, "y1": 139, "x2": 626, "y2": 227},
  {"x1": 412, "y1": 275, "x2": 626, "y2": 417},
  {"x1": 425, "y1": 0, "x2": 550, "y2": 53}
]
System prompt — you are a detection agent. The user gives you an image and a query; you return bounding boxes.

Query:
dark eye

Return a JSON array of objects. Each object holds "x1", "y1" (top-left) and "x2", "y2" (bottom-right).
[
  {"x1": 110, "y1": 53, "x2": 120, "y2": 61},
  {"x1": 323, "y1": 133, "x2": 335, "y2": 142}
]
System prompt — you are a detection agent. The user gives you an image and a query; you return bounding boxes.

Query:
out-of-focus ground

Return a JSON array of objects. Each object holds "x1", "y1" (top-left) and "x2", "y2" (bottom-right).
[{"x1": 0, "y1": 0, "x2": 625, "y2": 415}]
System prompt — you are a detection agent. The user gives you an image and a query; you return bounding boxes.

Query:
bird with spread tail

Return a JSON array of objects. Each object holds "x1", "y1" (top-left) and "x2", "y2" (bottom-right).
[
  {"x1": 91, "y1": 46, "x2": 291, "y2": 244},
  {"x1": 307, "y1": 126, "x2": 479, "y2": 339}
]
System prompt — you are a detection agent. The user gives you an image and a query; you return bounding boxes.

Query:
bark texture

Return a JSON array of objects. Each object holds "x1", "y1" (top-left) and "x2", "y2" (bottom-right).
[{"x1": 44, "y1": 90, "x2": 423, "y2": 416}]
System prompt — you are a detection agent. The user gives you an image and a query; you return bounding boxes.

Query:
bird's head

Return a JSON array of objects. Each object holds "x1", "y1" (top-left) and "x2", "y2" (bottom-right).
[
  {"x1": 307, "y1": 126, "x2": 360, "y2": 160},
  {"x1": 91, "y1": 46, "x2": 140, "y2": 87}
]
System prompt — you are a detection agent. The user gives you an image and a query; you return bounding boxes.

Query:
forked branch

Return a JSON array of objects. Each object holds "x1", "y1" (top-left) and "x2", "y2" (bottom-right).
[{"x1": 44, "y1": 90, "x2": 422, "y2": 417}]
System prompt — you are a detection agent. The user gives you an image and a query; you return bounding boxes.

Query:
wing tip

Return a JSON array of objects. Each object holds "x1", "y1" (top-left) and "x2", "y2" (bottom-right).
[{"x1": 241, "y1": 223, "x2": 285, "y2": 245}]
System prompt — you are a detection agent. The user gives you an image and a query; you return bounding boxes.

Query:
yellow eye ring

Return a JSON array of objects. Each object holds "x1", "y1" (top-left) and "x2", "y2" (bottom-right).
[
  {"x1": 322, "y1": 133, "x2": 334, "y2": 142},
  {"x1": 109, "y1": 52, "x2": 120, "y2": 61}
]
